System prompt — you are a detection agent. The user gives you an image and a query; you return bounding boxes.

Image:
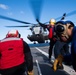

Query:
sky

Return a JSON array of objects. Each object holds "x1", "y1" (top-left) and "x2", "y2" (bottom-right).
[{"x1": 0, "y1": 0, "x2": 76, "y2": 44}]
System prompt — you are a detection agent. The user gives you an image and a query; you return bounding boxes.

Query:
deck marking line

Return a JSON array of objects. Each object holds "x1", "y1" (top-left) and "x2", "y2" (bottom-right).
[{"x1": 36, "y1": 59, "x2": 42, "y2": 75}]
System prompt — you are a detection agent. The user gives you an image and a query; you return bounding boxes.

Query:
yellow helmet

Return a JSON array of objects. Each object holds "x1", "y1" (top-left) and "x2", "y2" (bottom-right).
[{"x1": 49, "y1": 18, "x2": 56, "y2": 25}]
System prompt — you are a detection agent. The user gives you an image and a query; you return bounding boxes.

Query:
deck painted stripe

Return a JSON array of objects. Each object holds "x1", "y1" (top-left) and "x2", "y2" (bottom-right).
[{"x1": 36, "y1": 60, "x2": 42, "y2": 75}]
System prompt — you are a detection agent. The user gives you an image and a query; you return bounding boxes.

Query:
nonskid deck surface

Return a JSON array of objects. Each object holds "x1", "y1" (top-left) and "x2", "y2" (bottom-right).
[{"x1": 31, "y1": 46, "x2": 76, "y2": 75}]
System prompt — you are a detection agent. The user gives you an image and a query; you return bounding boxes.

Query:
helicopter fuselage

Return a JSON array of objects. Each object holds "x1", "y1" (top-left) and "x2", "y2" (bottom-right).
[{"x1": 27, "y1": 25, "x2": 48, "y2": 43}]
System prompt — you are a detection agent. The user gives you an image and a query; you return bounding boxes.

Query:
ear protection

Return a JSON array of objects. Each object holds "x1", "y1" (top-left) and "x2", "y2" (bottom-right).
[
  {"x1": 55, "y1": 21, "x2": 65, "y2": 34},
  {"x1": 55, "y1": 24, "x2": 65, "y2": 34}
]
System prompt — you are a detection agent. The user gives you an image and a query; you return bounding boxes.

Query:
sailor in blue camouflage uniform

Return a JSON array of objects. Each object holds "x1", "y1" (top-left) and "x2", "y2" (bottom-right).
[{"x1": 55, "y1": 20, "x2": 76, "y2": 71}]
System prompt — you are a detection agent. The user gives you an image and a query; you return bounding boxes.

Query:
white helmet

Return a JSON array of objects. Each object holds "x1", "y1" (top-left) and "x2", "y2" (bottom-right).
[{"x1": 6, "y1": 30, "x2": 20, "y2": 38}]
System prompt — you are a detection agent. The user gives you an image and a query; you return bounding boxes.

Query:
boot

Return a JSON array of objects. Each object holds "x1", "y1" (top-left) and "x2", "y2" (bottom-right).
[
  {"x1": 28, "y1": 70, "x2": 34, "y2": 75},
  {"x1": 58, "y1": 54, "x2": 64, "y2": 69},
  {"x1": 53, "y1": 59, "x2": 59, "y2": 71},
  {"x1": 53, "y1": 54, "x2": 64, "y2": 71}
]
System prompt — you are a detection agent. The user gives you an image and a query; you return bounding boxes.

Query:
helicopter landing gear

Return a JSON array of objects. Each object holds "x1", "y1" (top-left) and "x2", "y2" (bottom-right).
[
  {"x1": 46, "y1": 40, "x2": 48, "y2": 43},
  {"x1": 38, "y1": 40, "x2": 45, "y2": 43},
  {"x1": 34, "y1": 41, "x2": 36, "y2": 44}
]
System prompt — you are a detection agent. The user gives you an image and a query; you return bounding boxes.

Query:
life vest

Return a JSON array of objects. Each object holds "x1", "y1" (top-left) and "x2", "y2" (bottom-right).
[
  {"x1": 0, "y1": 37, "x2": 25, "y2": 69},
  {"x1": 48, "y1": 27, "x2": 53, "y2": 39}
]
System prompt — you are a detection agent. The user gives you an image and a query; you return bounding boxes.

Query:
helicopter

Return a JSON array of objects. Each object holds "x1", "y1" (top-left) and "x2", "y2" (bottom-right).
[
  {"x1": 0, "y1": 0, "x2": 76, "y2": 44},
  {"x1": 0, "y1": 12, "x2": 66, "y2": 44},
  {"x1": 27, "y1": 23, "x2": 49, "y2": 44},
  {"x1": 0, "y1": 11, "x2": 75, "y2": 44},
  {"x1": 0, "y1": 15, "x2": 49, "y2": 44},
  {"x1": 27, "y1": 13, "x2": 66, "y2": 44}
]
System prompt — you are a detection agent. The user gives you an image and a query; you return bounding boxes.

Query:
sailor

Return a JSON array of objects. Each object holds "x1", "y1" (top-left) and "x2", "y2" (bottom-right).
[
  {"x1": 54, "y1": 20, "x2": 75, "y2": 71},
  {"x1": 0, "y1": 30, "x2": 34, "y2": 75}
]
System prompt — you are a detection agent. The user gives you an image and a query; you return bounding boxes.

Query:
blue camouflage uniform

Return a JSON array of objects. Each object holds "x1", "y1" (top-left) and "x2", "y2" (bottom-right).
[
  {"x1": 64, "y1": 26, "x2": 76, "y2": 71},
  {"x1": 70, "y1": 26, "x2": 76, "y2": 71}
]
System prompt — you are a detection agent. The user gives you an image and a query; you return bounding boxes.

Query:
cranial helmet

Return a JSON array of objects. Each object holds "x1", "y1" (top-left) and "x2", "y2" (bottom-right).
[
  {"x1": 6, "y1": 30, "x2": 20, "y2": 38},
  {"x1": 49, "y1": 18, "x2": 56, "y2": 25}
]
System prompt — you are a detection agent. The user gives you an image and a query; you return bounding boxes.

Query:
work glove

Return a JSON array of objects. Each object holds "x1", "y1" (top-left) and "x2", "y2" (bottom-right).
[{"x1": 28, "y1": 70, "x2": 34, "y2": 75}]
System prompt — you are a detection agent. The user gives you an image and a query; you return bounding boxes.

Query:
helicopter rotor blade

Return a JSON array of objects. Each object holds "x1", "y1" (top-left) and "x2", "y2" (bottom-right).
[
  {"x1": 36, "y1": 19, "x2": 40, "y2": 23},
  {"x1": 60, "y1": 13, "x2": 66, "y2": 20},
  {"x1": 5, "y1": 25, "x2": 29, "y2": 27},
  {"x1": 39, "y1": 13, "x2": 66, "y2": 24},
  {"x1": 56, "y1": 10, "x2": 76, "y2": 20},
  {"x1": 0, "y1": 15, "x2": 33, "y2": 24},
  {"x1": 66, "y1": 10, "x2": 76, "y2": 17},
  {"x1": 44, "y1": 10, "x2": 76, "y2": 23},
  {"x1": 43, "y1": 13, "x2": 66, "y2": 24},
  {"x1": 29, "y1": 0, "x2": 44, "y2": 22},
  {"x1": 43, "y1": 21, "x2": 49, "y2": 24},
  {"x1": 55, "y1": 13, "x2": 66, "y2": 20}
]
